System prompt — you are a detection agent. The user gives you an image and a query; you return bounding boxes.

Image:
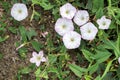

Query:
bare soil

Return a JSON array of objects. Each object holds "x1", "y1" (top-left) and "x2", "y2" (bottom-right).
[{"x1": 0, "y1": 4, "x2": 55, "y2": 80}]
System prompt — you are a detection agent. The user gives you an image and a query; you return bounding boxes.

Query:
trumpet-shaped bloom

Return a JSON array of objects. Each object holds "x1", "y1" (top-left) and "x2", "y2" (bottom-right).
[
  {"x1": 11, "y1": 3, "x2": 28, "y2": 21},
  {"x1": 55, "y1": 18, "x2": 74, "y2": 36},
  {"x1": 73, "y1": 10, "x2": 89, "y2": 26},
  {"x1": 80, "y1": 22, "x2": 98, "y2": 40},
  {"x1": 63, "y1": 31, "x2": 81, "y2": 49},
  {"x1": 30, "y1": 51, "x2": 47, "y2": 67},
  {"x1": 97, "y1": 16, "x2": 111, "y2": 29},
  {"x1": 60, "y1": 3, "x2": 76, "y2": 19}
]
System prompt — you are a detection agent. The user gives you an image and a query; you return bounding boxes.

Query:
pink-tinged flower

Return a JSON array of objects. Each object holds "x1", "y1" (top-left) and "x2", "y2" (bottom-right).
[
  {"x1": 55, "y1": 18, "x2": 74, "y2": 36},
  {"x1": 97, "y1": 16, "x2": 111, "y2": 29},
  {"x1": 11, "y1": 3, "x2": 28, "y2": 21},
  {"x1": 73, "y1": 10, "x2": 89, "y2": 26},
  {"x1": 60, "y1": 3, "x2": 76, "y2": 19},
  {"x1": 30, "y1": 51, "x2": 47, "y2": 67},
  {"x1": 63, "y1": 31, "x2": 81, "y2": 49},
  {"x1": 80, "y1": 22, "x2": 98, "y2": 40}
]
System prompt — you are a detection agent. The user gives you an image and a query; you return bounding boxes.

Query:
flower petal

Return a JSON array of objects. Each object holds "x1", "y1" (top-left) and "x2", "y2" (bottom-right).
[
  {"x1": 38, "y1": 51, "x2": 44, "y2": 57},
  {"x1": 32, "y1": 51, "x2": 38, "y2": 57},
  {"x1": 41, "y1": 57, "x2": 47, "y2": 62},
  {"x1": 30, "y1": 57, "x2": 36, "y2": 63},
  {"x1": 36, "y1": 61, "x2": 41, "y2": 67}
]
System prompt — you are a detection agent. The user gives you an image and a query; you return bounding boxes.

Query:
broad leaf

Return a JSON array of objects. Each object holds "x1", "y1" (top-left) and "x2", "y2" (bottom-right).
[
  {"x1": 48, "y1": 54, "x2": 57, "y2": 64},
  {"x1": 19, "y1": 26, "x2": 27, "y2": 42},
  {"x1": 69, "y1": 64, "x2": 87, "y2": 78},
  {"x1": 93, "y1": 50, "x2": 111, "y2": 63},
  {"x1": 92, "y1": 0, "x2": 104, "y2": 13},
  {"x1": 27, "y1": 28, "x2": 37, "y2": 40},
  {"x1": 31, "y1": 41, "x2": 43, "y2": 52},
  {"x1": 88, "y1": 63, "x2": 99, "y2": 75},
  {"x1": 82, "y1": 49, "x2": 94, "y2": 62}
]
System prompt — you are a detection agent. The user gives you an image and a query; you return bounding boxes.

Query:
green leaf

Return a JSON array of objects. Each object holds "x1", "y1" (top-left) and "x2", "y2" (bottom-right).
[
  {"x1": 95, "y1": 75, "x2": 101, "y2": 80},
  {"x1": 31, "y1": 41, "x2": 43, "y2": 52},
  {"x1": 18, "y1": 47, "x2": 28, "y2": 58},
  {"x1": 0, "y1": 53, "x2": 3, "y2": 59},
  {"x1": 82, "y1": 49, "x2": 94, "y2": 62},
  {"x1": 8, "y1": 27, "x2": 17, "y2": 34},
  {"x1": 32, "y1": 0, "x2": 54, "y2": 10},
  {"x1": 86, "y1": 0, "x2": 92, "y2": 10},
  {"x1": 35, "y1": 67, "x2": 41, "y2": 77},
  {"x1": 40, "y1": 71, "x2": 48, "y2": 79},
  {"x1": 93, "y1": 50, "x2": 111, "y2": 63},
  {"x1": 35, "y1": 68, "x2": 48, "y2": 79},
  {"x1": 19, "y1": 26, "x2": 27, "y2": 42},
  {"x1": 19, "y1": 67, "x2": 31, "y2": 74},
  {"x1": 101, "y1": 60, "x2": 113, "y2": 79},
  {"x1": 117, "y1": 34, "x2": 120, "y2": 56},
  {"x1": 27, "y1": 28, "x2": 37, "y2": 40},
  {"x1": 103, "y1": 39, "x2": 120, "y2": 58},
  {"x1": 69, "y1": 64, "x2": 87, "y2": 78},
  {"x1": 48, "y1": 67, "x2": 58, "y2": 73},
  {"x1": 84, "y1": 75, "x2": 93, "y2": 80},
  {"x1": 0, "y1": 35, "x2": 9, "y2": 42},
  {"x1": 48, "y1": 54, "x2": 57, "y2": 64},
  {"x1": 95, "y1": 8, "x2": 103, "y2": 19},
  {"x1": 92, "y1": 0, "x2": 104, "y2": 13},
  {"x1": 88, "y1": 63, "x2": 99, "y2": 75}
]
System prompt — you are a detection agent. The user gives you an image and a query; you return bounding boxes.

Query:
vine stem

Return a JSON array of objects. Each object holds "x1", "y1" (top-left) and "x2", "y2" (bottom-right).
[
  {"x1": 108, "y1": 0, "x2": 111, "y2": 7},
  {"x1": 101, "y1": 60, "x2": 113, "y2": 79}
]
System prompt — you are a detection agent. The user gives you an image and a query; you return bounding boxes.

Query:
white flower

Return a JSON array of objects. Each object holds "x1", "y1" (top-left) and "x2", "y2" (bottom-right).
[
  {"x1": 60, "y1": 3, "x2": 76, "y2": 19},
  {"x1": 11, "y1": 3, "x2": 28, "y2": 21},
  {"x1": 55, "y1": 18, "x2": 74, "y2": 36},
  {"x1": 30, "y1": 51, "x2": 47, "y2": 67},
  {"x1": 73, "y1": 10, "x2": 89, "y2": 26},
  {"x1": 63, "y1": 31, "x2": 81, "y2": 49},
  {"x1": 97, "y1": 16, "x2": 111, "y2": 29},
  {"x1": 80, "y1": 22, "x2": 98, "y2": 40},
  {"x1": 118, "y1": 57, "x2": 120, "y2": 64}
]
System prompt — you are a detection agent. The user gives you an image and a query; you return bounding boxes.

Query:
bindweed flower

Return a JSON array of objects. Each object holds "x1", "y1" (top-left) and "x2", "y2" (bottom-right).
[
  {"x1": 73, "y1": 10, "x2": 89, "y2": 26},
  {"x1": 80, "y1": 22, "x2": 98, "y2": 40},
  {"x1": 30, "y1": 51, "x2": 47, "y2": 67},
  {"x1": 11, "y1": 3, "x2": 28, "y2": 21},
  {"x1": 60, "y1": 3, "x2": 76, "y2": 19},
  {"x1": 63, "y1": 31, "x2": 81, "y2": 49},
  {"x1": 55, "y1": 18, "x2": 74, "y2": 36},
  {"x1": 97, "y1": 16, "x2": 111, "y2": 29}
]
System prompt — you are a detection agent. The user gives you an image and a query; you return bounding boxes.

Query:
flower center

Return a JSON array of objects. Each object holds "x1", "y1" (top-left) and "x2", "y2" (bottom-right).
[
  {"x1": 66, "y1": 10, "x2": 69, "y2": 14},
  {"x1": 70, "y1": 38, "x2": 74, "y2": 42},
  {"x1": 62, "y1": 24, "x2": 66, "y2": 29},
  {"x1": 102, "y1": 22, "x2": 106, "y2": 26},
  {"x1": 87, "y1": 30, "x2": 91, "y2": 33},
  {"x1": 81, "y1": 16, "x2": 84, "y2": 20},
  {"x1": 37, "y1": 56, "x2": 41, "y2": 61},
  {"x1": 18, "y1": 9, "x2": 22, "y2": 14}
]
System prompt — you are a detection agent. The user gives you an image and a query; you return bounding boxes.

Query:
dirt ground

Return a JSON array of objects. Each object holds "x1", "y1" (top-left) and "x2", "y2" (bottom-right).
[
  {"x1": 0, "y1": 4, "x2": 55, "y2": 79},
  {"x1": 0, "y1": 33, "x2": 35, "y2": 80}
]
